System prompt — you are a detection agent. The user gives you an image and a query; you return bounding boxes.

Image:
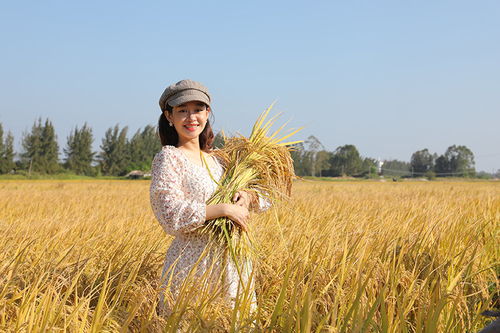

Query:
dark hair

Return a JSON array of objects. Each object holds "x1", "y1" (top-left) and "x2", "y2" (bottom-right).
[{"x1": 158, "y1": 104, "x2": 215, "y2": 152}]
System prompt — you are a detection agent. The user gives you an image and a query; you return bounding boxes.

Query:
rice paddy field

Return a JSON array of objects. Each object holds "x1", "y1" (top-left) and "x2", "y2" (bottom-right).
[{"x1": 0, "y1": 179, "x2": 498, "y2": 332}]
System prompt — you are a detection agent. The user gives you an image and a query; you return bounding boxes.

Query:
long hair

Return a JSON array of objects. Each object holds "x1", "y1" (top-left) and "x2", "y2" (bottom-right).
[{"x1": 158, "y1": 104, "x2": 215, "y2": 152}]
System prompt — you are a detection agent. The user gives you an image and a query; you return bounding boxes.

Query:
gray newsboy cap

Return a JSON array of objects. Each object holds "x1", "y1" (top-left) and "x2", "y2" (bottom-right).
[{"x1": 159, "y1": 79, "x2": 211, "y2": 112}]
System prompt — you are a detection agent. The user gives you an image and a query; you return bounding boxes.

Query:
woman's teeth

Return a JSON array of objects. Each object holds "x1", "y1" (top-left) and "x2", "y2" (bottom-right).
[{"x1": 184, "y1": 124, "x2": 198, "y2": 132}]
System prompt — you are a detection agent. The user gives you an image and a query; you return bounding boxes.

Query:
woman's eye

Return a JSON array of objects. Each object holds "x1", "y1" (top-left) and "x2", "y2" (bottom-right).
[{"x1": 178, "y1": 110, "x2": 186, "y2": 113}]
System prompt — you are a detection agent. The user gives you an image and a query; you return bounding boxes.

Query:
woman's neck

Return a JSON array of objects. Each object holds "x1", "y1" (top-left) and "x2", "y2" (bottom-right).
[{"x1": 177, "y1": 138, "x2": 201, "y2": 153}]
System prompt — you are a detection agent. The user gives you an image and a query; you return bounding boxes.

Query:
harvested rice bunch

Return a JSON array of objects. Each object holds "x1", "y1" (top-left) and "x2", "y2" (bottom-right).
[{"x1": 203, "y1": 104, "x2": 301, "y2": 257}]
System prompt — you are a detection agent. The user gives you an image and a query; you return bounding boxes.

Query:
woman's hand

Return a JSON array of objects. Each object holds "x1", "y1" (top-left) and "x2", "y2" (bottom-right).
[
  {"x1": 224, "y1": 204, "x2": 250, "y2": 232},
  {"x1": 205, "y1": 202, "x2": 251, "y2": 232},
  {"x1": 232, "y1": 191, "x2": 252, "y2": 209}
]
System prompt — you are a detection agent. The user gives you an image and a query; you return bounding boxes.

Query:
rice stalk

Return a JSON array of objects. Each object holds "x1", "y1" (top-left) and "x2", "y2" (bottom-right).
[{"x1": 201, "y1": 103, "x2": 301, "y2": 294}]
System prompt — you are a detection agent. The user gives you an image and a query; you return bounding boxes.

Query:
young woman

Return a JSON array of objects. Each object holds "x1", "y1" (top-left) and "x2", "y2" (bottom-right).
[{"x1": 150, "y1": 79, "x2": 267, "y2": 316}]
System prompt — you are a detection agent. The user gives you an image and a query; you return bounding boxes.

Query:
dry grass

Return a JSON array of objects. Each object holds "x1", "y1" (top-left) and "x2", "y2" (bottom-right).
[{"x1": 0, "y1": 179, "x2": 498, "y2": 332}]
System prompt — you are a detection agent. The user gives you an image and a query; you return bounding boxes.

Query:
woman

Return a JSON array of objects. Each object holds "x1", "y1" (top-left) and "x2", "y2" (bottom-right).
[{"x1": 150, "y1": 79, "x2": 266, "y2": 316}]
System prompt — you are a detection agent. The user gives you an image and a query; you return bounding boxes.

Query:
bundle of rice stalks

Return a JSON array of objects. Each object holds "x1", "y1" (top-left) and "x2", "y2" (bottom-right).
[{"x1": 202, "y1": 103, "x2": 301, "y2": 263}]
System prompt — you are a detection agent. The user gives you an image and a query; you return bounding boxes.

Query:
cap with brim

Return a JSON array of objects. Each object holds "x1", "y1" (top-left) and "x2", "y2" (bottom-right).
[
  {"x1": 167, "y1": 90, "x2": 210, "y2": 107},
  {"x1": 159, "y1": 79, "x2": 211, "y2": 111}
]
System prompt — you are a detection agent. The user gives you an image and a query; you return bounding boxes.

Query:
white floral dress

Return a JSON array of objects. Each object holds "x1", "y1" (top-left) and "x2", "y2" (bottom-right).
[{"x1": 150, "y1": 145, "x2": 261, "y2": 315}]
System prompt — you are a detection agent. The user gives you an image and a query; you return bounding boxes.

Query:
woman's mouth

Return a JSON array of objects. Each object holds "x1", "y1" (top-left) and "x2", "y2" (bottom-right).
[{"x1": 184, "y1": 124, "x2": 199, "y2": 132}]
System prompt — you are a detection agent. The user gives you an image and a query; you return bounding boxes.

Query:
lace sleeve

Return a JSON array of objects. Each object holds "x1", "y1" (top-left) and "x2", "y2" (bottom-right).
[
  {"x1": 150, "y1": 148, "x2": 206, "y2": 236},
  {"x1": 246, "y1": 189, "x2": 272, "y2": 212},
  {"x1": 255, "y1": 190, "x2": 271, "y2": 212}
]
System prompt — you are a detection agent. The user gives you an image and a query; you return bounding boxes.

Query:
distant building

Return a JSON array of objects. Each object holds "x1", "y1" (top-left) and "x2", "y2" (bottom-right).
[
  {"x1": 125, "y1": 170, "x2": 151, "y2": 179},
  {"x1": 377, "y1": 158, "x2": 384, "y2": 174}
]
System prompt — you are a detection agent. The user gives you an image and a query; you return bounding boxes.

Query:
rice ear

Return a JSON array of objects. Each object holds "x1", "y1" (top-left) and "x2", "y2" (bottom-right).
[{"x1": 203, "y1": 103, "x2": 302, "y2": 266}]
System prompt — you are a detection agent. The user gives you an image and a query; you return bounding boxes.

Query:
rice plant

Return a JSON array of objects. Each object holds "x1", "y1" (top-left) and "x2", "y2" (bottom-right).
[
  {"x1": 0, "y1": 179, "x2": 498, "y2": 331},
  {"x1": 201, "y1": 104, "x2": 301, "y2": 271}
]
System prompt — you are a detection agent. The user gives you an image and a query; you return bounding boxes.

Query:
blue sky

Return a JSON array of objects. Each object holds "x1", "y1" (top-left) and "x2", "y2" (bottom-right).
[{"x1": 1, "y1": 1, "x2": 499, "y2": 172}]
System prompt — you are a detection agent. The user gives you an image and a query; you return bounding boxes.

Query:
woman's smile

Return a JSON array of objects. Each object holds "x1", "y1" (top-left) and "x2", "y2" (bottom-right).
[{"x1": 184, "y1": 123, "x2": 200, "y2": 132}]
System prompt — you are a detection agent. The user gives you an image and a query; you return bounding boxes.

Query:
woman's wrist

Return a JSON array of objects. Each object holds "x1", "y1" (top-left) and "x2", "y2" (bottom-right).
[
  {"x1": 221, "y1": 203, "x2": 232, "y2": 216},
  {"x1": 206, "y1": 203, "x2": 231, "y2": 221}
]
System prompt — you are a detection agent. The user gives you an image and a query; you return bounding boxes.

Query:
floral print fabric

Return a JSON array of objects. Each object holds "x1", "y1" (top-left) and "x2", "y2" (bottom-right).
[{"x1": 150, "y1": 145, "x2": 257, "y2": 315}]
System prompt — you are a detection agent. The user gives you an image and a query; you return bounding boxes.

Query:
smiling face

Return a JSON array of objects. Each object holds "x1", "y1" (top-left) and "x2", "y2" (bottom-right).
[{"x1": 164, "y1": 101, "x2": 210, "y2": 145}]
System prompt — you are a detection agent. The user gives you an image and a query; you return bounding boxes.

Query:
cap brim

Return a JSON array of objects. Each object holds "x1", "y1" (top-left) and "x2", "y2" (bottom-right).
[{"x1": 167, "y1": 92, "x2": 210, "y2": 107}]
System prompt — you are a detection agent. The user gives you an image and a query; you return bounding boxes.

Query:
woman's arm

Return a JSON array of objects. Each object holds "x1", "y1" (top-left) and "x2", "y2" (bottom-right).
[
  {"x1": 206, "y1": 203, "x2": 249, "y2": 232},
  {"x1": 150, "y1": 148, "x2": 208, "y2": 235}
]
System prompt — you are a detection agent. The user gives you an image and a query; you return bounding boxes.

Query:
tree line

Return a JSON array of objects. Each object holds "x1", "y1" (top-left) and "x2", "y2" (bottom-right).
[
  {"x1": 409, "y1": 146, "x2": 477, "y2": 178},
  {"x1": 0, "y1": 120, "x2": 496, "y2": 178},
  {"x1": 290, "y1": 136, "x2": 379, "y2": 177},
  {"x1": 0, "y1": 119, "x2": 162, "y2": 176},
  {"x1": 290, "y1": 136, "x2": 492, "y2": 179}
]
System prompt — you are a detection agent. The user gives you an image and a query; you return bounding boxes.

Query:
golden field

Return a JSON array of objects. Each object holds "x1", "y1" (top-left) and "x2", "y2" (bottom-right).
[{"x1": 0, "y1": 180, "x2": 498, "y2": 332}]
